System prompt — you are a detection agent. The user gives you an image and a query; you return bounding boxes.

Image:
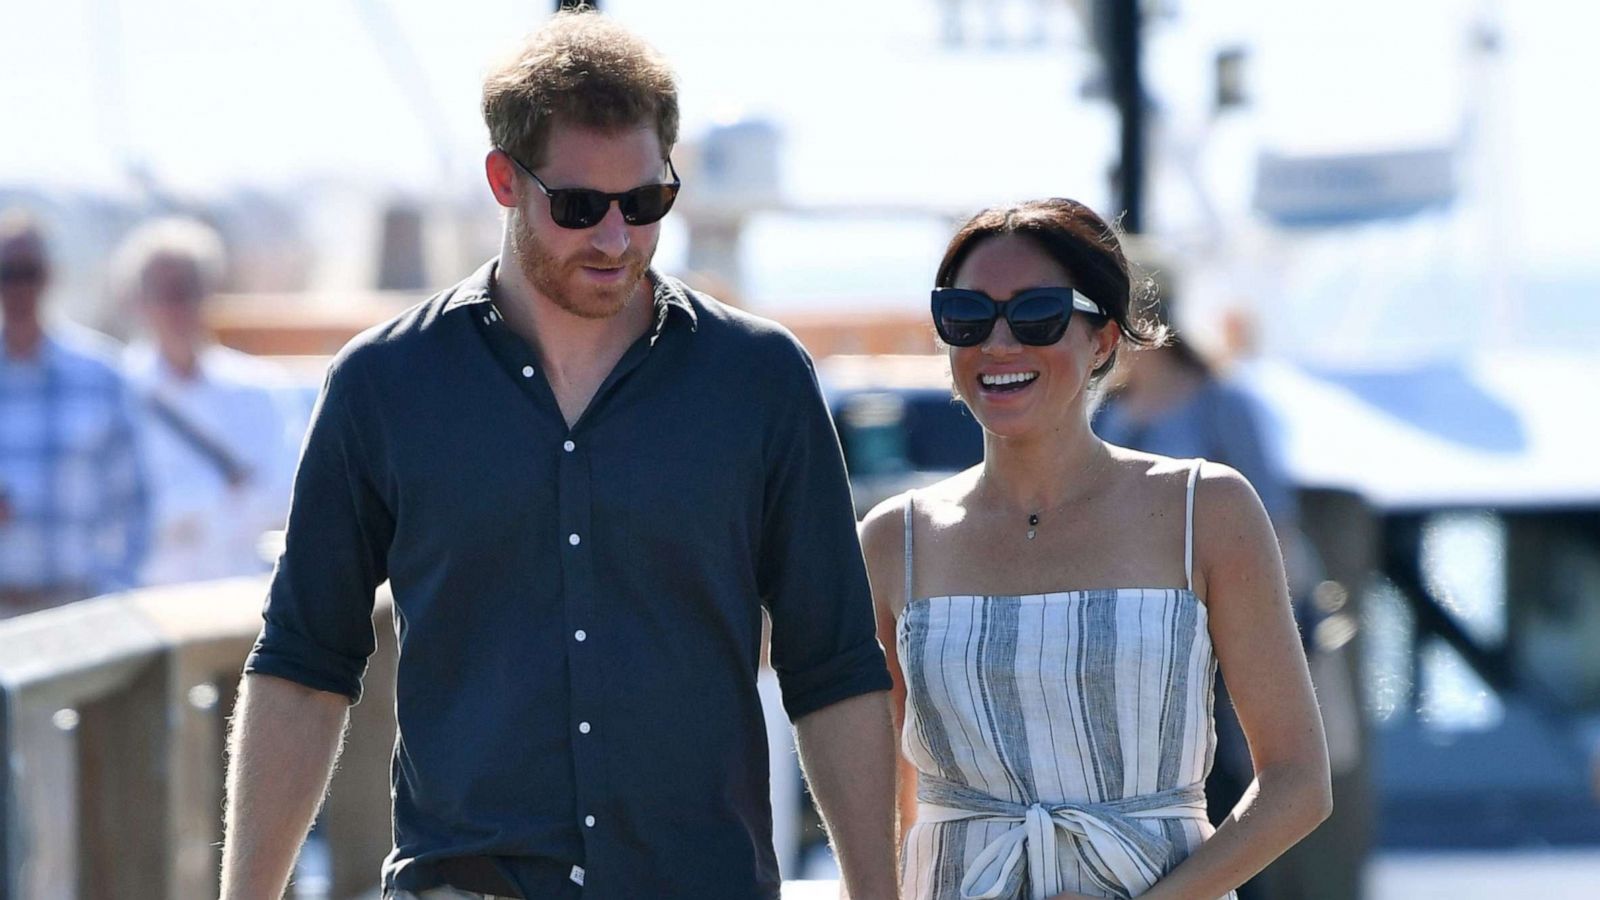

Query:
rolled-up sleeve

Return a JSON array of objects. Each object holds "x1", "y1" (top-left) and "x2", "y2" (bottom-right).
[
  {"x1": 243, "y1": 354, "x2": 393, "y2": 703},
  {"x1": 759, "y1": 342, "x2": 891, "y2": 721}
]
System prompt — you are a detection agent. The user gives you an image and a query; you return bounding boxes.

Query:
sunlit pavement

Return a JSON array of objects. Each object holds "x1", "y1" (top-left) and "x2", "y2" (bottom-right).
[
  {"x1": 341, "y1": 856, "x2": 1600, "y2": 899},
  {"x1": 797, "y1": 858, "x2": 1600, "y2": 900},
  {"x1": 780, "y1": 883, "x2": 840, "y2": 900},
  {"x1": 1369, "y1": 850, "x2": 1600, "y2": 900}
]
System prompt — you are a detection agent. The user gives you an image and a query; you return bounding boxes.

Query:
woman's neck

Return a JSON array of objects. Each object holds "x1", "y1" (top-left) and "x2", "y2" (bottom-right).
[{"x1": 977, "y1": 412, "x2": 1113, "y2": 515}]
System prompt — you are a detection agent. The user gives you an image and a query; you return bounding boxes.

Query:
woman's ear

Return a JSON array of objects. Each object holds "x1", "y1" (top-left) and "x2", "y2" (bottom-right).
[{"x1": 1093, "y1": 318, "x2": 1123, "y2": 370}]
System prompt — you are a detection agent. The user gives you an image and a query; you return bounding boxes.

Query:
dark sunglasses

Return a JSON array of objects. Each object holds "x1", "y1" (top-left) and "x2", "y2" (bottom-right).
[
  {"x1": 501, "y1": 149, "x2": 680, "y2": 229},
  {"x1": 0, "y1": 260, "x2": 46, "y2": 285},
  {"x1": 931, "y1": 287, "x2": 1106, "y2": 347}
]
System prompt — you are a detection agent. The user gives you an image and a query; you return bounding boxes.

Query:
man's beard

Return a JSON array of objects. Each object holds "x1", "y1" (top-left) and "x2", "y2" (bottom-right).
[{"x1": 510, "y1": 214, "x2": 652, "y2": 321}]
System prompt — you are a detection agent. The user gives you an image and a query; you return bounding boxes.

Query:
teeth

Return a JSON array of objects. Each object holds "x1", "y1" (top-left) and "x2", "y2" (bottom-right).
[{"x1": 980, "y1": 372, "x2": 1038, "y2": 387}]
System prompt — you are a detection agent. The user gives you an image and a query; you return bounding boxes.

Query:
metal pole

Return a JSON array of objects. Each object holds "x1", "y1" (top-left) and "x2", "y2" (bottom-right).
[{"x1": 1105, "y1": 0, "x2": 1145, "y2": 233}]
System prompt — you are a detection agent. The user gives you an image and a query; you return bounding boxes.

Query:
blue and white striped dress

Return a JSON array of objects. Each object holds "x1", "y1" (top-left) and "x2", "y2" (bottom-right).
[{"x1": 898, "y1": 461, "x2": 1236, "y2": 900}]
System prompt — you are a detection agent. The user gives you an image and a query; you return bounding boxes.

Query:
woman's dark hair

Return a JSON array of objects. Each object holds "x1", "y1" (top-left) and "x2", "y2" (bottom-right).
[{"x1": 935, "y1": 197, "x2": 1167, "y2": 380}]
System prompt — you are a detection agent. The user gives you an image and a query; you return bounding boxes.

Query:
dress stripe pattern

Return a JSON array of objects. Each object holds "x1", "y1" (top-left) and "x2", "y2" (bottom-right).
[{"x1": 898, "y1": 460, "x2": 1235, "y2": 900}]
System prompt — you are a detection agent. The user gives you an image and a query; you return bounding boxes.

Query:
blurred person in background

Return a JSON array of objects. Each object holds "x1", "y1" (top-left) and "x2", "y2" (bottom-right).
[
  {"x1": 1093, "y1": 276, "x2": 1366, "y2": 899},
  {"x1": 862, "y1": 198, "x2": 1330, "y2": 900},
  {"x1": 221, "y1": 10, "x2": 896, "y2": 900},
  {"x1": 115, "y1": 217, "x2": 302, "y2": 587},
  {"x1": 0, "y1": 207, "x2": 150, "y2": 616}
]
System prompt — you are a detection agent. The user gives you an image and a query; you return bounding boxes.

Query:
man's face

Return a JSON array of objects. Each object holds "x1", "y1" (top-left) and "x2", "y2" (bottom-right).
[
  {"x1": 0, "y1": 234, "x2": 48, "y2": 322},
  {"x1": 138, "y1": 254, "x2": 208, "y2": 347},
  {"x1": 507, "y1": 123, "x2": 668, "y2": 320}
]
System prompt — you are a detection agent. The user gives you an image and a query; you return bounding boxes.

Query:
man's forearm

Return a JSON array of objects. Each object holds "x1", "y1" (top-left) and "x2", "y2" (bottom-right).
[
  {"x1": 221, "y1": 673, "x2": 351, "y2": 900},
  {"x1": 794, "y1": 690, "x2": 899, "y2": 900}
]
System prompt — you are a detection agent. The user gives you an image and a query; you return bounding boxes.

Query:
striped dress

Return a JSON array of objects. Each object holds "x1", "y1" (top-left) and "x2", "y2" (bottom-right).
[{"x1": 898, "y1": 460, "x2": 1236, "y2": 900}]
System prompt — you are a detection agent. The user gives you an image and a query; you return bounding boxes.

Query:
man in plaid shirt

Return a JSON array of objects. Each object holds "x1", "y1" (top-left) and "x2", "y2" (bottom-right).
[{"x1": 0, "y1": 209, "x2": 150, "y2": 616}]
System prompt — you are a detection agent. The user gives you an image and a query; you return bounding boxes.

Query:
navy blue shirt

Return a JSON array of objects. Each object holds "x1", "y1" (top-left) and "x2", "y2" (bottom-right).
[{"x1": 244, "y1": 260, "x2": 890, "y2": 899}]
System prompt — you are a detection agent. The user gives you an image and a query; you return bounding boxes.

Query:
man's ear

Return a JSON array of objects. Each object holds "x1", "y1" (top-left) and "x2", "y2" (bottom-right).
[{"x1": 486, "y1": 150, "x2": 520, "y2": 209}]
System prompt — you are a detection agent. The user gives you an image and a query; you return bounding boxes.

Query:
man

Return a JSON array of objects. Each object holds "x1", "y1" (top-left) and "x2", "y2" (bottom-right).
[
  {"x1": 116, "y1": 217, "x2": 303, "y2": 586},
  {"x1": 0, "y1": 208, "x2": 150, "y2": 616},
  {"x1": 222, "y1": 11, "x2": 898, "y2": 900}
]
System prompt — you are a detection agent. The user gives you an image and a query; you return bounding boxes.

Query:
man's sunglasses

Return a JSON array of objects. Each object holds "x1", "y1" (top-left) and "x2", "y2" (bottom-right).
[
  {"x1": 0, "y1": 260, "x2": 46, "y2": 286},
  {"x1": 501, "y1": 149, "x2": 680, "y2": 229},
  {"x1": 931, "y1": 287, "x2": 1107, "y2": 347}
]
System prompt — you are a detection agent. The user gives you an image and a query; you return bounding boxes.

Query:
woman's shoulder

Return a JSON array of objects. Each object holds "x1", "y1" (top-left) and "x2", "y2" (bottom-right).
[
  {"x1": 1104, "y1": 444, "x2": 1204, "y2": 482},
  {"x1": 1102, "y1": 447, "x2": 1262, "y2": 513},
  {"x1": 1191, "y1": 459, "x2": 1271, "y2": 534},
  {"x1": 859, "y1": 470, "x2": 979, "y2": 556},
  {"x1": 1187, "y1": 460, "x2": 1277, "y2": 591},
  {"x1": 858, "y1": 491, "x2": 907, "y2": 556}
]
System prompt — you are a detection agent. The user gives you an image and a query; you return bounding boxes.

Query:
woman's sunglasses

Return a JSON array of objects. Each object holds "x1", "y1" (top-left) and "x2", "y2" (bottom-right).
[
  {"x1": 931, "y1": 287, "x2": 1107, "y2": 347},
  {"x1": 501, "y1": 149, "x2": 681, "y2": 229}
]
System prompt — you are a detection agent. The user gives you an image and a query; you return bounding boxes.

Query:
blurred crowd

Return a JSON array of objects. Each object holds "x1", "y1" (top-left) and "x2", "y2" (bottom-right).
[{"x1": 0, "y1": 205, "x2": 308, "y2": 618}]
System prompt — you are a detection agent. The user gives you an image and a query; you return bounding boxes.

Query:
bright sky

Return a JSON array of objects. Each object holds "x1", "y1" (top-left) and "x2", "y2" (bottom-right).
[{"x1": 1, "y1": 0, "x2": 1594, "y2": 276}]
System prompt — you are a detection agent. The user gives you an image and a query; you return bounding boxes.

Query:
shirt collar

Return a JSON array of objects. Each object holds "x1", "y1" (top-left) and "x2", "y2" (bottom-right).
[
  {"x1": 126, "y1": 340, "x2": 216, "y2": 385},
  {"x1": 444, "y1": 257, "x2": 699, "y2": 343},
  {"x1": 1, "y1": 326, "x2": 66, "y2": 369}
]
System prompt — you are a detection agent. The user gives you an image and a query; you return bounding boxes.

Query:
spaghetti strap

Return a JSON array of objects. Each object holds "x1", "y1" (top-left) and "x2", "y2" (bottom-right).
[
  {"x1": 903, "y1": 492, "x2": 916, "y2": 605},
  {"x1": 1185, "y1": 459, "x2": 1204, "y2": 592}
]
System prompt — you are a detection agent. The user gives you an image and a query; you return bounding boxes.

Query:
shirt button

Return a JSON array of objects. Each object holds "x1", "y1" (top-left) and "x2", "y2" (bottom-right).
[
  {"x1": 521, "y1": 365, "x2": 534, "y2": 378},
  {"x1": 574, "y1": 629, "x2": 587, "y2": 642},
  {"x1": 579, "y1": 721, "x2": 591, "y2": 734},
  {"x1": 568, "y1": 533, "x2": 581, "y2": 546},
  {"x1": 585, "y1": 815, "x2": 596, "y2": 828},
  {"x1": 563, "y1": 439, "x2": 576, "y2": 452}
]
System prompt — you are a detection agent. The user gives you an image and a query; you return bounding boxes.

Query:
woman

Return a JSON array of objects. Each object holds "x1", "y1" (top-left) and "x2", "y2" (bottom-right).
[{"x1": 859, "y1": 199, "x2": 1330, "y2": 900}]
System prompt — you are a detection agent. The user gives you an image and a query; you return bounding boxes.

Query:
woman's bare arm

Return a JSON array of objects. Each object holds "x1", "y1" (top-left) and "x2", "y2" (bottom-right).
[
  {"x1": 1138, "y1": 465, "x2": 1332, "y2": 900},
  {"x1": 860, "y1": 496, "x2": 921, "y2": 837}
]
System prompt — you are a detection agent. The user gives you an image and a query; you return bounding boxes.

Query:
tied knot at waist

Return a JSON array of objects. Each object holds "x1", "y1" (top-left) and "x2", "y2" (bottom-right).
[{"x1": 916, "y1": 777, "x2": 1208, "y2": 900}]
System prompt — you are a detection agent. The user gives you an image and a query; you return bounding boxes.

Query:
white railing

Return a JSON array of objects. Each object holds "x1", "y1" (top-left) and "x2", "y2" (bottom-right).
[{"x1": 0, "y1": 577, "x2": 396, "y2": 900}]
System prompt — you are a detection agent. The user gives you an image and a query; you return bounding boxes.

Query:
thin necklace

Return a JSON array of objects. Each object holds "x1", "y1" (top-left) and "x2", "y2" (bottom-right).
[
  {"x1": 986, "y1": 489, "x2": 1065, "y2": 541},
  {"x1": 988, "y1": 446, "x2": 1108, "y2": 542},
  {"x1": 1023, "y1": 499, "x2": 1072, "y2": 541},
  {"x1": 1017, "y1": 467, "x2": 1103, "y2": 541}
]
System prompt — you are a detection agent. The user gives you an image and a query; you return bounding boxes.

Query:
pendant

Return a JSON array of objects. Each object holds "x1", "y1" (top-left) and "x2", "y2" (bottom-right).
[{"x1": 1027, "y1": 513, "x2": 1039, "y2": 541}]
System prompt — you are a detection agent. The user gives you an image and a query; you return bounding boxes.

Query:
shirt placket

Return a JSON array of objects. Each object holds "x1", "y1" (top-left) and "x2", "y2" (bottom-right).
[
  {"x1": 492, "y1": 306, "x2": 614, "y2": 877},
  {"x1": 553, "y1": 328, "x2": 666, "y2": 888},
  {"x1": 557, "y1": 422, "x2": 605, "y2": 873},
  {"x1": 483, "y1": 282, "x2": 683, "y2": 890}
]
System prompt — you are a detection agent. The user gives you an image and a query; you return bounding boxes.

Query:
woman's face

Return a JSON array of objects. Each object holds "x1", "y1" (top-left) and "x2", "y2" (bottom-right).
[{"x1": 947, "y1": 233, "x2": 1116, "y2": 441}]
